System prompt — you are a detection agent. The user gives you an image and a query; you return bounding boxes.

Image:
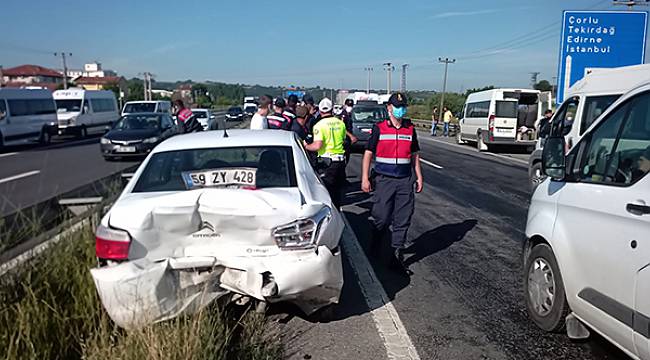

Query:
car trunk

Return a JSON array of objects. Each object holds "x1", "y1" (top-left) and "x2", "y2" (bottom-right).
[{"x1": 108, "y1": 188, "x2": 302, "y2": 261}]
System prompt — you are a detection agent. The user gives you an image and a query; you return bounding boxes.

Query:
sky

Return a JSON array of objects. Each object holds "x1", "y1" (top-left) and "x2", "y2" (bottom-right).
[{"x1": 0, "y1": 0, "x2": 645, "y2": 92}]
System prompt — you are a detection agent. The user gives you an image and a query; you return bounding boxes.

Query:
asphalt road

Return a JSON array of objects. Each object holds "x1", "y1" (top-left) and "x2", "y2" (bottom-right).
[
  {"x1": 276, "y1": 131, "x2": 627, "y2": 359},
  {"x1": 0, "y1": 112, "x2": 237, "y2": 217}
]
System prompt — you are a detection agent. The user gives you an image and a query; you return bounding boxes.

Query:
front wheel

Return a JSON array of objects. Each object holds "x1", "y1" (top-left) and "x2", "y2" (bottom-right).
[
  {"x1": 39, "y1": 128, "x2": 51, "y2": 145},
  {"x1": 78, "y1": 125, "x2": 88, "y2": 139},
  {"x1": 524, "y1": 243, "x2": 570, "y2": 332}
]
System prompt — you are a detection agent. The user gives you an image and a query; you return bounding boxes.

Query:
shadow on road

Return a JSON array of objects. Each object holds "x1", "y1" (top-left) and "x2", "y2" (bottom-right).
[{"x1": 403, "y1": 219, "x2": 477, "y2": 266}]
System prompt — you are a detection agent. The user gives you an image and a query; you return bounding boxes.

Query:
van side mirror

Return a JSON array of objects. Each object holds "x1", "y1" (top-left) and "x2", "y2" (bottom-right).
[{"x1": 542, "y1": 136, "x2": 566, "y2": 180}]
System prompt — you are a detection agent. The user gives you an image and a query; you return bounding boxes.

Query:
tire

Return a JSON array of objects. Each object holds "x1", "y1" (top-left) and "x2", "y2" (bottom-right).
[
  {"x1": 524, "y1": 243, "x2": 570, "y2": 332},
  {"x1": 78, "y1": 125, "x2": 88, "y2": 139},
  {"x1": 529, "y1": 162, "x2": 546, "y2": 192},
  {"x1": 39, "y1": 128, "x2": 51, "y2": 145},
  {"x1": 456, "y1": 130, "x2": 465, "y2": 144},
  {"x1": 476, "y1": 132, "x2": 488, "y2": 152}
]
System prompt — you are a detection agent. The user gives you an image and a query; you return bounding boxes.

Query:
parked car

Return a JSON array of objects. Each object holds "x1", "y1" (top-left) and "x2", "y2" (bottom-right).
[
  {"x1": 350, "y1": 103, "x2": 388, "y2": 151},
  {"x1": 226, "y1": 106, "x2": 244, "y2": 121},
  {"x1": 191, "y1": 108, "x2": 214, "y2": 130},
  {"x1": 528, "y1": 64, "x2": 650, "y2": 191},
  {"x1": 121, "y1": 100, "x2": 171, "y2": 115},
  {"x1": 54, "y1": 89, "x2": 119, "y2": 137},
  {"x1": 0, "y1": 88, "x2": 57, "y2": 148},
  {"x1": 100, "y1": 113, "x2": 174, "y2": 160},
  {"x1": 523, "y1": 82, "x2": 650, "y2": 359},
  {"x1": 91, "y1": 129, "x2": 344, "y2": 328}
]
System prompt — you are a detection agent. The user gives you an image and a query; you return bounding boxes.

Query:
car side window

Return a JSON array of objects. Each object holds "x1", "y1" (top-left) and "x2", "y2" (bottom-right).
[
  {"x1": 550, "y1": 100, "x2": 578, "y2": 137},
  {"x1": 0, "y1": 100, "x2": 6, "y2": 120},
  {"x1": 577, "y1": 91, "x2": 650, "y2": 186}
]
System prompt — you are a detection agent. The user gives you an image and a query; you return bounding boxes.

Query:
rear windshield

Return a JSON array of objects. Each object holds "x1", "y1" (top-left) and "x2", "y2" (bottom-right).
[
  {"x1": 352, "y1": 107, "x2": 388, "y2": 123},
  {"x1": 123, "y1": 103, "x2": 156, "y2": 113},
  {"x1": 133, "y1": 146, "x2": 297, "y2": 192},
  {"x1": 228, "y1": 107, "x2": 242, "y2": 113},
  {"x1": 495, "y1": 101, "x2": 518, "y2": 118}
]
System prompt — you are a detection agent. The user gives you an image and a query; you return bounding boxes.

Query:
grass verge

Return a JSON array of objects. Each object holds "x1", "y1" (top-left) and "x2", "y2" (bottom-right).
[{"x1": 0, "y1": 223, "x2": 282, "y2": 360}]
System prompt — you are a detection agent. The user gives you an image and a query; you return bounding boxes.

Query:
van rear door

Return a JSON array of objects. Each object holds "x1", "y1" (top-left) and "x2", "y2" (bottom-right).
[{"x1": 493, "y1": 100, "x2": 518, "y2": 139}]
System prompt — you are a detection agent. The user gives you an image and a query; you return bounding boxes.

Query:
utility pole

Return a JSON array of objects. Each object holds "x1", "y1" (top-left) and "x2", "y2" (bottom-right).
[
  {"x1": 400, "y1": 64, "x2": 409, "y2": 92},
  {"x1": 364, "y1": 66, "x2": 373, "y2": 93},
  {"x1": 383, "y1": 62, "x2": 394, "y2": 94},
  {"x1": 0, "y1": 65, "x2": 4, "y2": 88},
  {"x1": 530, "y1": 72, "x2": 540, "y2": 89},
  {"x1": 438, "y1": 57, "x2": 456, "y2": 116},
  {"x1": 141, "y1": 72, "x2": 154, "y2": 101},
  {"x1": 54, "y1": 52, "x2": 72, "y2": 89},
  {"x1": 612, "y1": 0, "x2": 649, "y2": 9}
]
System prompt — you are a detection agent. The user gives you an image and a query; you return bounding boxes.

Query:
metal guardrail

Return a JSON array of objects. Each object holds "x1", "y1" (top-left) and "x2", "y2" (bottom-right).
[{"x1": 411, "y1": 119, "x2": 459, "y2": 135}]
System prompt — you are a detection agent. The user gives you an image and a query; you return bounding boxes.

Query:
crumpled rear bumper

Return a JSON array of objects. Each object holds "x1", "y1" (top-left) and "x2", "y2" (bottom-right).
[{"x1": 90, "y1": 245, "x2": 343, "y2": 329}]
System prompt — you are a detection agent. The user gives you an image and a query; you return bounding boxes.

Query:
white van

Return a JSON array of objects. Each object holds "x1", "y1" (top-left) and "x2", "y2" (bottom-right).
[
  {"x1": 54, "y1": 89, "x2": 119, "y2": 137},
  {"x1": 528, "y1": 64, "x2": 650, "y2": 190},
  {"x1": 121, "y1": 100, "x2": 171, "y2": 115},
  {"x1": 524, "y1": 81, "x2": 650, "y2": 359},
  {"x1": 0, "y1": 88, "x2": 57, "y2": 148},
  {"x1": 457, "y1": 88, "x2": 546, "y2": 151}
]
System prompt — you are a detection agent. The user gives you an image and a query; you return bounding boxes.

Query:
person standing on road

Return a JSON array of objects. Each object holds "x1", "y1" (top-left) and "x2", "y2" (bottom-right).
[
  {"x1": 267, "y1": 98, "x2": 291, "y2": 130},
  {"x1": 361, "y1": 92, "x2": 423, "y2": 274},
  {"x1": 291, "y1": 105, "x2": 312, "y2": 142},
  {"x1": 304, "y1": 98, "x2": 347, "y2": 208},
  {"x1": 537, "y1": 109, "x2": 554, "y2": 139},
  {"x1": 250, "y1": 95, "x2": 272, "y2": 130},
  {"x1": 173, "y1": 100, "x2": 202, "y2": 133},
  {"x1": 430, "y1": 106, "x2": 439, "y2": 136},
  {"x1": 283, "y1": 94, "x2": 299, "y2": 126},
  {"x1": 339, "y1": 98, "x2": 358, "y2": 163},
  {"x1": 302, "y1": 93, "x2": 320, "y2": 132},
  {"x1": 442, "y1": 106, "x2": 452, "y2": 137}
]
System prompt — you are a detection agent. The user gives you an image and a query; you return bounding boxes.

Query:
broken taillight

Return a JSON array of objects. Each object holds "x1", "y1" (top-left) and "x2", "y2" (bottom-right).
[
  {"x1": 488, "y1": 115, "x2": 495, "y2": 142},
  {"x1": 95, "y1": 224, "x2": 131, "y2": 260}
]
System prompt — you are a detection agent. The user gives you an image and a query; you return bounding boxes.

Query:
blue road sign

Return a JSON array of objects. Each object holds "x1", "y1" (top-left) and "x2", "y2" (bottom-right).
[
  {"x1": 285, "y1": 90, "x2": 305, "y2": 98},
  {"x1": 557, "y1": 10, "x2": 648, "y2": 103}
]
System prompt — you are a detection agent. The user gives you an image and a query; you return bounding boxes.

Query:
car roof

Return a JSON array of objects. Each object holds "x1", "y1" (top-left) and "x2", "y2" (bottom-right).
[{"x1": 154, "y1": 129, "x2": 296, "y2": 153}]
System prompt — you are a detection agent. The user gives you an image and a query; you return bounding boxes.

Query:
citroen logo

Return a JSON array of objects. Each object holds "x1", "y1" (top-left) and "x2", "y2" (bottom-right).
[
  {"x1": 200, "y1": 221, "x2": 215, "y2": 232},
  {"x1": 193, "y1": 221, "x2": 221, "y2": 238}
]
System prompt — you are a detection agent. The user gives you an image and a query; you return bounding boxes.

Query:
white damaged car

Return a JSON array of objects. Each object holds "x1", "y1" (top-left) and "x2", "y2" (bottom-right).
[{"x1": 90, "y1": 129, "x2": 344, "y2": 329}]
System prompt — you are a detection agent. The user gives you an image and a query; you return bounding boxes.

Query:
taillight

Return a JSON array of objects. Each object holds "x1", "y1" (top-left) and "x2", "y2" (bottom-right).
[
  {"x1": 488, "y1": 115, "x2": 495, "y2": 141},
  {"x1": 95, "y1": 224, "x2": 131, "y2": 260}
]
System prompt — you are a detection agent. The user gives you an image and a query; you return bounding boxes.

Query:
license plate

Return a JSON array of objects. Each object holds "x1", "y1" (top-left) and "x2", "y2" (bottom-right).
[
  {"x1": 496, "y1": 128, "x2": 511, "y2": 133},
  {"x1": 361, "y1": 128, "x2": 372, "y2": 133},
  {"x1": 182, "y1": 168, "x2": 257, "y2": 189},
  {"x1": 116, "y1": 146, "x2": 136, "y2": 153}
]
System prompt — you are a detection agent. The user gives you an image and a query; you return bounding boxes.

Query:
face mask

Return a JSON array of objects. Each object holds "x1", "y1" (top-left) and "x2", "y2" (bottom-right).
[
  {"x1": 392, "y1": 106, "x2": 407, "y2": 119},
  {"x1": 345, "y1": 106, "x2": 353, "y2": 112}
]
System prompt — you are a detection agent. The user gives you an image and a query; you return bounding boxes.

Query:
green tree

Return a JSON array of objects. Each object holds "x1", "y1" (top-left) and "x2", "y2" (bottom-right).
[{"x1": 534, "y1": 80, "x2": 553, "y2": 92}]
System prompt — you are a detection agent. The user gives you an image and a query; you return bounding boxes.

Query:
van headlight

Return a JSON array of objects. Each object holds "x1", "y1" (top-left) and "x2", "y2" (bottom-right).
[
  {"x1": 143, "y1": 137, "x2": 159, "y2": 144},
  {"x1": 272, "y1": 207, "x2": 331, "y2": 250},
  {"x1": 100, "y1": 137, "x2": 111, "y2": 145}
]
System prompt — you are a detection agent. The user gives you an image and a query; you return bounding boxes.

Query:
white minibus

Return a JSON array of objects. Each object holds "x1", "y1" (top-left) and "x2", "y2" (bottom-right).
[
  {"x1": 0, "y1": 88, "x2": 57, "y2": 148},
  {"x1": 54, "y1": 89, "x2": 119, "y2": 137}
]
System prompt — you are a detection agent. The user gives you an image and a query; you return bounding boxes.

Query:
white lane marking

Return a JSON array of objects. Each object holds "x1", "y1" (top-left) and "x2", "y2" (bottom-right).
[
  {"x1": 0, "y1": 152, "x2": 18, "y2": 158},
  {"x1": 341, "y1": 215, "x2": 421, "y2": 360},
  {"x1": 484, "y1": 151, "x2": 529, "y2": 165},
  {"x1": 0, "y1": 170, "x2": 40, "y2": 185},
  {"x1": 418, "y1": 132, "x2": 529, "y2": 167},
  {"x1": 420, "y1": 158, "x2": 443, "y2": 169}
]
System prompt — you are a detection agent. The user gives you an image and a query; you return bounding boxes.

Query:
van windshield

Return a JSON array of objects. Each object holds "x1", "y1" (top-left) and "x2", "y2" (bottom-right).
[
  {"x1": 124, "y1": 103, "x2": 156, "y2": 113},
  {"x1": 55, "y1": 99, "x2": 82, "y2": 112},
  {"x1": 495, "y1": 101, "x2": 517, "y2": 118}
]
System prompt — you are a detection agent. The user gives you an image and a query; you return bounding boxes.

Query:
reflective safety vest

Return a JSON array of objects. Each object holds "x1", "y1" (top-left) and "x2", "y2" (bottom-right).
[
  {"x1": 178, "y1": 108, "x2": 193, "y2": 122},
  {"x1": 267, "y1": 112, "x2": 291, "y2": 130},
  {"x1": 374, "y1": 120, "x2": 414, "y2": 178}
]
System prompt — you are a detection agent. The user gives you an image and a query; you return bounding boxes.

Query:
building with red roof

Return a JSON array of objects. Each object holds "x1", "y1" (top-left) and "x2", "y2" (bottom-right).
[{"x1": 1, "y1": 64, "x2": 64, "y2": 89}]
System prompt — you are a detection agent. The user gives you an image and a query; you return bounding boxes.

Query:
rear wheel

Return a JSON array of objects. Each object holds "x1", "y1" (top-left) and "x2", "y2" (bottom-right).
[
  {"x1": 524, "y1": 243, "x2": 570, "y2": 332},
  {"x1": 476, "y1": 132, "x2": 488, "y2": 152}
]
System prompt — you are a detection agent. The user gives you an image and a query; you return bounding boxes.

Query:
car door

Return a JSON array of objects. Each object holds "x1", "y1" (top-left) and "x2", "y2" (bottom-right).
[{"x1": 554, "y1": 90, "x2": 650, "y2": 357}]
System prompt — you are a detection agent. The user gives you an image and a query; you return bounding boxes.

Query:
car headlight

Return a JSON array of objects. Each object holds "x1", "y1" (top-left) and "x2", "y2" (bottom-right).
[
  {"x1": 100, "y1": 137, "x2": 111, "y2": 145},
  {"x1": 272, "y1": 207, "x2": 331, "y2": 250},
  {"x1": 143, "y1": 137, "x2": 159, "y2": 144}
]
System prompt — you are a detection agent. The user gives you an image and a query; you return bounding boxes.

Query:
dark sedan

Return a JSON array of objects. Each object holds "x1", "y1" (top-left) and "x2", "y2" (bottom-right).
[
  {"x1": 100, "y1": 113, "x2": 174, "y2": 160},
  {"x1": 225, "y1": 106, "x2": 244, "y2": 121},
  {"x1": 350, "y1": 104, "x2": 388, "y2": 151}
]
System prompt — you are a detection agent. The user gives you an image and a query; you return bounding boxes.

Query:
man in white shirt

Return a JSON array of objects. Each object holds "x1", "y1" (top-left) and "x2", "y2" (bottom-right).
[{"x1": 250, "y1": 95, "x2": 272, "y2": 130}]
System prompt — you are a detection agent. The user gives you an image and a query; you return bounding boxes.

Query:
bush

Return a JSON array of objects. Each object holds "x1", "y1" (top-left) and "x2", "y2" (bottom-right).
[{"x1": 0, "y1": 224, "x2": 282, "y2": 360}]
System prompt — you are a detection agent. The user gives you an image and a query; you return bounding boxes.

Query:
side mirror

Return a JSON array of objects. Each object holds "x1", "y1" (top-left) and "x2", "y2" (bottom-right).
[{"x1": 542, "y1": 136, "x2": 566, "y2": 180}]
